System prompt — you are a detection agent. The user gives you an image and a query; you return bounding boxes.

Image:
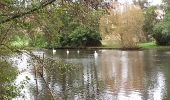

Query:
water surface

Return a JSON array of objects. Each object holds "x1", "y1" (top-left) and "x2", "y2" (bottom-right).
[{"x1": 13, "y1": 49, "x2": 170, "y2": 100}]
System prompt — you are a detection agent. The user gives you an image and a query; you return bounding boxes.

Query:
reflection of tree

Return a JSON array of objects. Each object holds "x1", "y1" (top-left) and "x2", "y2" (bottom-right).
[
  {"x1": 142, "y1": 50, "x2": 168, "y2": 100},
  {"x1": 161, "y1": 51, "x2": 170, "y2": 99},
  {"x1": 124, "y1": 51, "x2": 144, "y2": 90},
  {"x1": 100, "y1": 51, "x2": 144, "y2": 97},
  {"x1": 21, "y1": 50, "x2": 170, "y2": 100},
  {"x1": 37, "y1": 54, "x2": 103, "y2": 100},
  {"x1": 37, "y1": 60, "x2": 77, "y2": 100},
  {"x1": 99, "y1": 50, "x2": 168, "y2": 100}
]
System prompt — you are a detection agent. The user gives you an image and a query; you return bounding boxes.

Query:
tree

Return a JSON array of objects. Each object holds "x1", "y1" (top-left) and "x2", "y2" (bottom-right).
[
  {"x1": 143, "y1": 6, "x2": 157, "y2": 41},
  {"x1": 100, "y1": 3, "x2": 144, "y2": 49},
  {"x1": 37, "y1": 2, "x2": 103, "y2": 48},
  {"x1": 152, "y1": 0, "x2": 170, "y2": 45},
  {"x1": 0, "y1": 0, "x2": 60, "y2": 50},
  {"x1": 1, "y1": 0, "x2": 104, "y2": 49},
  {"x1": 116, "y1": 6, "x2": 145, "y2": 48},
  {"x1": 0, "y1": 0, "x2": 105, "y2": 99},
  {"x1": 153, "y1": 11, "x2": 170, "y2": 45}
]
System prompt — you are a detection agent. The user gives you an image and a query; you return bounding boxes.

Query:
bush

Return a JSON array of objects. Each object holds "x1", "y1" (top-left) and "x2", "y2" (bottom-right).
[
  {"x1": 153, "y1": 21, "x2": 170, "y2": 45},
  {"x1": 153, "y1": 10, "x2": 170, "y2": 45},
  {"x1": 58, "y1": 26, "x2": 102, "y2": 48}
]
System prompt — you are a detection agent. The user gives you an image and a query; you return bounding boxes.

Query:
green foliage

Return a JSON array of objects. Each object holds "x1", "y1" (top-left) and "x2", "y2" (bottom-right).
[
  {"x1": 10, "y1": 35, "x2": 29, "y2": 48},
  {"x1": 153, "y1": 11, "x2": 170, "y2": 45},
  {"x1": 0, "y1": 1, "x2": 103, "y2": 99},
  {"x1": 1, "y1": 1, "x2": 104, "y2": 49},
  {"x1": 29, "y1": 33, "x2": 48, "y2": 48},
  {"x1": 153, "y1": 23, "x2": 170, "y2": 45},
  {"x1": 138, "y1": 42, "x2": 157, "y2": 48},
  {"x1": 36, "y1": 5, "x2": 103, "y2": 48},
  {"x1": 143, "y1": 6, "x2": 157, "y2": 41},
  {"x1": 0, "y1": 60, "x2": 18, "y2": 100},
  {"x1": 59, "y1": 26, "x2": 101, "y2": 47},
  {"x1": 0, "y1": 0, "x2": 14, "y2": 6}
]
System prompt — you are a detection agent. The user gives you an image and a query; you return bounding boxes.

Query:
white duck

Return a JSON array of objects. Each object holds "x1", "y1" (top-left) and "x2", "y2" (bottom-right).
[
  {"x1": 77, "y1": 49, "x2": 80, "y2": 54},
  {"x1": 94, "y1": 51, "x2": 98, "y2": 58},
  {"x1": 52, "y1": 48, "x2": 56, "y2": 54},
  {"x1": 66, "y1": 49, "x2": 69, "y2": 55}
]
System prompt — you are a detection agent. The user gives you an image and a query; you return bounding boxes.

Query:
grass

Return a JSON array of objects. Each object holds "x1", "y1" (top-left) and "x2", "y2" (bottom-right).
[
  {"x1": 10, "y1": 37, "x2": 170, "y2": 50},
  {"x1": 138, "y1": 42, "x2": 157, "y2": 49},
  {"x1": 102, "y1": 40, "x2": 170, "y2": 50},
  {"x1": 139, "y1": 42, "x2": 170, "y2": 49}
]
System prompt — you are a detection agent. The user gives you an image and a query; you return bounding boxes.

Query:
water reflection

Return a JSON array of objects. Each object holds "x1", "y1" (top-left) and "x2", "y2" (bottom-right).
[
  {"x1": 11, "y1": 53, "x2": 36, "y2": 100},
  {"x1": 99, "y1": 50, "x2": 145, "y2": 100},
  {"x1": 13, "y1": 49, "x2": 170, "y2": 100}
]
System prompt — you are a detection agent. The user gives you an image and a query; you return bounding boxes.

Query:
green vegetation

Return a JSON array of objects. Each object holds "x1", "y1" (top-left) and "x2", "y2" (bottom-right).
[
  {"x1": 102, "y1": 41, "x2": 170, "y2": 49},
  {"x1": 1, "y1": 0, "x2": 170, "y2": 50},
  {"x1": 139, "y1": 42, "x2": 170, "y2": 49},
  {"x1": 0, "y1": 1, "x2": 103, "y2": 99},
  {"x1": 153, "y1": 12, "x2": 170, "y2": 45},
  {"x1": 10, "y1": 36, "x2": 29, "y2": 48},
  {"x1": 143, "y1": 6, "x2": 157, "y2": 41},
  {"x1": 152, "y1": 0, "x2": 170, "y2": 45},
  {"x1": 138, "y1": 42, "x2": 157, "y2": 49},
  {"x1": 0, "y1": 60, "x2": 18, "y2": 99},
  {"x1": 1, "y1": 0, "x2": 170, "y2": 99},
  {"x1": 59, "y1": 26, "x2": 101, "y2": 48},
  {"x1": 7, "y1": 2, "x2": 103, "y2": 49}
]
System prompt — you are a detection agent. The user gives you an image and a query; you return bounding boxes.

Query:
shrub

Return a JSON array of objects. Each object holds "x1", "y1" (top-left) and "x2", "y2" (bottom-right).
[
  {"x1": 153, "y1": 13, "x2": 170, "y2": 45},
  {"x1": 153, "y1": 24, "x2": 170, "y2": 45},
  {"x1": 58, "y1": 26, "x2": 101, "y2": 48}
]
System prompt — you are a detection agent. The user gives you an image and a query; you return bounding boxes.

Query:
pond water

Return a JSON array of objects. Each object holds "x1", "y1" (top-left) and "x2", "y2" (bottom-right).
[{"x1": 13, "y1": 49, "x2": 170, "y2": 100}]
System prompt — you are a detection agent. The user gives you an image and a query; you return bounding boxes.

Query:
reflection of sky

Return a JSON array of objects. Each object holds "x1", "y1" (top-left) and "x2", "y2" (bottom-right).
[
  {"x1": 149, "y1": 72, "x2": 166, "y2": 100},
  {"x1": 9, "y1": 50, "x2": 168, "y2": 100},
  {"x1": 11, "y1": 53, "x2": 35, "y2": 100},
  {"x1": 118, "y1": 91, "x2": 142, "y2": 100},
  {"x1": 120, "y1": 51, "x2": 128, "y2": 81},
  {"x1": 100, "y1": 50, "x2": 167, "y2": 100}
]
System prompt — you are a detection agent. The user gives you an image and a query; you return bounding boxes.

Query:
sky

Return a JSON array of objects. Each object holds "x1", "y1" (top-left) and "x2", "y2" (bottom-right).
[
  {"x1": 118, "y1": 0, "x2": 162, "y2": 5},
  {"x1": 150, "y1": 0, "x2": 162, "y2": 5}
]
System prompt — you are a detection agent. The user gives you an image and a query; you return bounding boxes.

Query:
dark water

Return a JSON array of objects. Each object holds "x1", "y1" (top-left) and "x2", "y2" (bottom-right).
[{"x1": 13, "y1": 49, "x2": 170, "y2": 100}]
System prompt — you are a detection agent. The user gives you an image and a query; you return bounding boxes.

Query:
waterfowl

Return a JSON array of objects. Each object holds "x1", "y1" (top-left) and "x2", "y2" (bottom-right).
[
  {"x1": 94, "y1": 51, "x2": 98, "y2": 58},
  {"x1": 52, "y1": 48, "x2": 56, "y2": 54},
  {"x1": 66, "y1": 49, "x2": 69, "y2": 55}
]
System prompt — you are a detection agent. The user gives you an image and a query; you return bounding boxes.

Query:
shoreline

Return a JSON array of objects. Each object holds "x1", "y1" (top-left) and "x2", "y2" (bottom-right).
[{"x1": 24, "y1": 46, "x2": 170, "y2": 51}]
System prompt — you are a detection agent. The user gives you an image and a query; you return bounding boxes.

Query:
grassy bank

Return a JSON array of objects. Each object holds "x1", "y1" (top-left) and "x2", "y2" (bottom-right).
[
  {"x1": 138, "y1": 42, "x2": 157, "y2": 49},
  {"x1": 101, "y1": 41, "x2": 170, "y2": 50},
  {"x1": 138, "y1": 42, "x2": 170, "y2": 49},
  {"x1": 11, "y1": 38, "x2": 170, "y2": 50}
]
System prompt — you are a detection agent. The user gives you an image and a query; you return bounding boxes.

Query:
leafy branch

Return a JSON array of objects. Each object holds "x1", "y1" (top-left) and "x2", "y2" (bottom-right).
[{"x1": 0, "y1": 0, "x2": 56, "y2": 24}]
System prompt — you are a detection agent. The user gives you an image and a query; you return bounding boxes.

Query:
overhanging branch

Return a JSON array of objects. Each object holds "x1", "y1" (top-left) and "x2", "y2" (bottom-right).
[{"x1": 0, "y1": 0, "x2": 56, "y2": 24}]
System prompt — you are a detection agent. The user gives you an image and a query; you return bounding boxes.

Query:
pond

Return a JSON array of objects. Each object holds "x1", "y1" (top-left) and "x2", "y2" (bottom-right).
[{"x1": 12, "y1": 49, "x2": 170, "y2": 100}]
